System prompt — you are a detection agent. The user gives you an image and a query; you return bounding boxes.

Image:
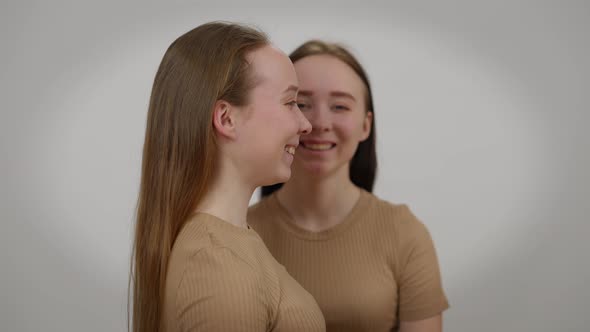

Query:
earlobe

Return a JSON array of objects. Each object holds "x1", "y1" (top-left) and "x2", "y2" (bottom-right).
[
  {"x1": 360, "y1": 111, "x2": 373, "y2": 141},
  {"x1": 212, "y1": 100, "x2": 237, "y2": 139}
]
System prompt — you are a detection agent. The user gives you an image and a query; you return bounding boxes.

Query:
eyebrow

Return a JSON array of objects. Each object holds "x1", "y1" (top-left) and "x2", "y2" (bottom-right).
[
  {"x1": 330, "y1": 91, "x2": 356, "y2": 101},
  {"x1": 298, "y1": 90, "x2": 356, "y2": 101}
]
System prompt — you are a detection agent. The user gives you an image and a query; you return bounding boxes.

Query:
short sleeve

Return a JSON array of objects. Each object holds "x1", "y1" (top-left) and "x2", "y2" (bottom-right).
[
  {"x1": 396, "y1": 206, "x2": 450, "y2": 321},
  {"x1": 174, "y1": 247, "x2": 272, "y2": 331}
]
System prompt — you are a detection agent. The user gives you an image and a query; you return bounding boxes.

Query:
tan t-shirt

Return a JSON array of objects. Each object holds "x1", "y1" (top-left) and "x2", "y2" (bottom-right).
[
  {"x1": 162, "y1": 213, "x2": 326, "y2": 332},
  {"x1": 248, "y1": 189, "x2": 449, "y2": 331}
]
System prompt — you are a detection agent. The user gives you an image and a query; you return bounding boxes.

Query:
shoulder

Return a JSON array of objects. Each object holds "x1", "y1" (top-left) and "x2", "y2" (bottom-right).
[
  {"x1": 168, "y1": 216, "x2": 229, "y2": 265},
  {"x1": 363, "y1": 193, "x2": 437, "y2": 264},
  {"x1": 167, "y1": 216, "x2": 265, "y2": 292},
  {"x1": 181, "y1": 245, "x2": 259, "y2": 282},
  {"x1": 364, "y1": 192, "x2": 426, "y2": 235}
]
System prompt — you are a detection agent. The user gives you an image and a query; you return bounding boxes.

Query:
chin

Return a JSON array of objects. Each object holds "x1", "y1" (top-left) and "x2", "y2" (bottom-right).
[
  {"x1": 261, "y1": 169, "x2": 291, "y2": 186},
  {"x1": 275, "y1": 169, "x2": 291, "y2": 184},
  {"x1": 298, "y1": 161, "x2": 332, "y2": 176}
]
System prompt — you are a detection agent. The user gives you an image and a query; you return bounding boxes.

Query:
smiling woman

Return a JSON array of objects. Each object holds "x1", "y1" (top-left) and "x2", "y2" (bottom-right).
[
  {"x1": 251, "y1": 40, "x2": 449, "y2": 332},
  {"x1": 294, "y1": 54, "x2": 372, "y2": 178},
  {"x1": 130, "y1": 22, "x2": 323, "y2": 332}
]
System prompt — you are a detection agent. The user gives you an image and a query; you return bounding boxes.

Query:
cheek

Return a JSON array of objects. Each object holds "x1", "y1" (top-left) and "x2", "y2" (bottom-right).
[
  {"x1": 271, "y1": 109, "x2": 300, "y2": 135},
  {"x1": 252, "y1": 104, "x2": 280, "y2": 130},
  {"x1": 334, "y1": 116, "x2": 365, "y2": 141}
]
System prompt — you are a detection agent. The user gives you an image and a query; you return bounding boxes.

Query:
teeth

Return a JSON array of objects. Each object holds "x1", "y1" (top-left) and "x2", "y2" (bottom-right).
[
  {"x1": 305, "y1": 143, "x2": 333, "y2": 151},
  {"x1": 285, "y1": 146, "x2": 296, "y2": 155}
]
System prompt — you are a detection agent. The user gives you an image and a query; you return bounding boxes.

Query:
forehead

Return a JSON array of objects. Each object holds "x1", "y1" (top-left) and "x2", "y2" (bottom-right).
[
  {"x1": 247, "y1": 45, "x2": 298, "y2": 94},
  {"x1": 294, "y1": 55, "x2": 365, "y2": 97}
]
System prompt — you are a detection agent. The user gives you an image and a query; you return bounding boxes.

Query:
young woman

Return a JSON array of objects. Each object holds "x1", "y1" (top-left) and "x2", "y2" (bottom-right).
[
  {"x1": 249, "y1": 40, "x2": 449, "y2": 332},
  {"x1": 131, "y1": 23, "x2": 325, "y2": 332}
]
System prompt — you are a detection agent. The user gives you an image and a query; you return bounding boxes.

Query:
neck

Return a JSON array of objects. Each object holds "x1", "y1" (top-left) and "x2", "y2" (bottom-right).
[
  {"x1": 277, "y1": 165, "x2": 361, "y2": 231},
  {"x1": 195, "y1": 163, "x2": 255, "y2": 229}
]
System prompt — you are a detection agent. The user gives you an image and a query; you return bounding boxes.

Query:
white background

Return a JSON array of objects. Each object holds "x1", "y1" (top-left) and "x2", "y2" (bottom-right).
[{"x1": 1, "y1": 1, "x2": 589, "y2": 331}]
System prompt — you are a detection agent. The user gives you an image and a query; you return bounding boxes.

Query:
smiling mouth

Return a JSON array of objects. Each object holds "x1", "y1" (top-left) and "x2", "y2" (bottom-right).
[{"x1": 301, "y1": 142, "x2": 336, "y2": 151}]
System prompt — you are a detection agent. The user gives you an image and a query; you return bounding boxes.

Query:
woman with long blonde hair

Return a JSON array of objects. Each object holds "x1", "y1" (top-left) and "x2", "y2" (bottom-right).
[{"x1": 130, "y1": 22, "x2": 325, "y2": 332}]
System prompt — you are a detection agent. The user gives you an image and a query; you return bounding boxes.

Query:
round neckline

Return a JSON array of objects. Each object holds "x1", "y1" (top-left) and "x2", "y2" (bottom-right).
[
  {"x1": 268, "y1": 188, "x2": 371, "y2": 241},
  {"x1": 189, "y1": 212, "x2": 257, "y2": 236}
]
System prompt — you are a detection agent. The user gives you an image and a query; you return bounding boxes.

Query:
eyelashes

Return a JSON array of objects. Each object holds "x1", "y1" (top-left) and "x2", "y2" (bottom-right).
[{"x1": 332, "y1": 105, "x2": 350, "y2": 111}]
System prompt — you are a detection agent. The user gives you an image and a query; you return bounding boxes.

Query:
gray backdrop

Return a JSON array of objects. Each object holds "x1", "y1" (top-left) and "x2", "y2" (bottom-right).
[{"x1": 1, "y1": 0, "x2": 589, "y2": 331}]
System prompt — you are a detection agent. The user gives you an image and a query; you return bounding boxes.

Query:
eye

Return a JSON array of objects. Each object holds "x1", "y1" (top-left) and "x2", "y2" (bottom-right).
[
  {"x1": 297, "y1": 102, "x2": 309, "y2": 110},
  {"x1": 332, "y1": 104, "x2": 350, "y2": 111}
]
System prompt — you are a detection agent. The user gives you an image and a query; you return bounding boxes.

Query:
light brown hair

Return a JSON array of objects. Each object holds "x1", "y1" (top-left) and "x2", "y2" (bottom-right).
[{"x1": 130, "y1": 21, "x2": 268, "y2": 332}]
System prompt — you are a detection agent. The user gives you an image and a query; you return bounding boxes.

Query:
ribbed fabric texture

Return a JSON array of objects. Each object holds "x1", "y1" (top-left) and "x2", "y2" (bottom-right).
[
  {"x1": 162, "y1": 213, "x2": 325, "y2": 332},
  {"x1": 248, "y1": 189, "x2": 449, "y2": 332}
]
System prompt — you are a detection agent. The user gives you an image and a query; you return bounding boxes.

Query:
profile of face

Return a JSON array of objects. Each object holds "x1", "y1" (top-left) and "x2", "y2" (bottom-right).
[
  {"x1": 292, "y1": 54, "x2": 372, "y2": 178},
  {"x1": 218, "y1": 45, "x2": 311, "y2": 187}
]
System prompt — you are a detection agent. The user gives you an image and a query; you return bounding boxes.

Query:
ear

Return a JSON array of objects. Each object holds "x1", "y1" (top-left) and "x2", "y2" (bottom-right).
[
  {"x1": 360, "y1": 111, "x2": 373, "y2": 142},
  {"x1": 212, "y1": 100, "x2": 237, "y2": 140}
]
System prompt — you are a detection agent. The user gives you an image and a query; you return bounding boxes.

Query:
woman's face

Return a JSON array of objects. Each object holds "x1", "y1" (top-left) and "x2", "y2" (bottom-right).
[
  {"x1": 292, "y1": 54, "x2": 372, "y2": 179},
  {"x1": 235, "y1": 45, "x2": 311, "y2": 186}
]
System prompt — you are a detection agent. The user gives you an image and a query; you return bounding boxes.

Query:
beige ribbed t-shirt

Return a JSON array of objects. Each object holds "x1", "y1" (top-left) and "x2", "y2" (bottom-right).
[
  {"x1": 248, "y1": 189, "x2": 449, "y2": 332},
  {"x1": 162, "y1": 213, "x2": 325, "y2": 332}
]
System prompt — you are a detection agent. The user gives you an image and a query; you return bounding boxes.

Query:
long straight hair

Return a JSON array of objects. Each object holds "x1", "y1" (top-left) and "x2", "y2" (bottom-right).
[
  {"x1": 261, "y1": 40, "x2": 377, "y2": 197},
  {"x1": 130, "y1": 22, "x2": 268, "y2": 332}
]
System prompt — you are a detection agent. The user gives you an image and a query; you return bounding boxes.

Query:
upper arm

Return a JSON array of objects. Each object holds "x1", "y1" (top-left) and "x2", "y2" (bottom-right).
[
  {"x1": 175, "y1": 248, "x2": 271, "y2": 332},
  {"x1": 399, "y1": 314, "x2": 443, "y2": 332},
  {"x1": 396, "y1": 206, "x2": 449, "y2": 321}
]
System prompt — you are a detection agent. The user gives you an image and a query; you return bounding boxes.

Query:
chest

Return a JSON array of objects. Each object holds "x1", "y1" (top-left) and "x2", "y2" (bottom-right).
[
  {"x1": 270, "y1": 266, "x2": 326, "y2": 331},
  {"x1": 268, "y1": 238, "x2": 399, "y2": 331}
]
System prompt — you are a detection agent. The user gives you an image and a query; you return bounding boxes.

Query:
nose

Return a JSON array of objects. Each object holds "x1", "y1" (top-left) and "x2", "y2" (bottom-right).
[
  {"x1": 308, "y1": 105, "x2": 331, "y2": 133},
  {"x1": 297, "y1": 109, "x2": 312, "y2": 135}
]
